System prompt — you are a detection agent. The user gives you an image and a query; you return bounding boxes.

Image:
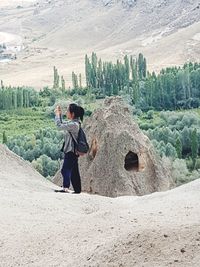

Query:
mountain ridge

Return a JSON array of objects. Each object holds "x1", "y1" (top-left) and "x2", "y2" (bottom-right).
[{"x1": 0, "y1": 0, "x2": 199, "y2": 88}]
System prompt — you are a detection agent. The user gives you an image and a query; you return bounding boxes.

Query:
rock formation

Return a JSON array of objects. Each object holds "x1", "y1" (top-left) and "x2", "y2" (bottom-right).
[{"x1": 53, "y1": 96, "x2": 173, "y2": 197}]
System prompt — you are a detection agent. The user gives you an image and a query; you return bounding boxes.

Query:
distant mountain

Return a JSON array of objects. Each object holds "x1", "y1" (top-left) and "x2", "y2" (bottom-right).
[{"x1": 0, "y1": 0, "x2": 200, "y2": 88}]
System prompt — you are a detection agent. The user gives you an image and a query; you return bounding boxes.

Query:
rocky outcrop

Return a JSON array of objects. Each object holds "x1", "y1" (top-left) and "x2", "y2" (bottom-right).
[{"x1": 53, "y1": 97, "x2": 173, "y2": 197}]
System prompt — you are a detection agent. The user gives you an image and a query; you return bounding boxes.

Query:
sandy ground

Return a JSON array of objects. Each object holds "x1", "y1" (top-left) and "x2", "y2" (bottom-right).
[
  {"x1": 0, "y1": 144, "x2": 200, "y2": 267},
  {"x1": 0, "y1": 0, "x2": 200, "y2": 88}
]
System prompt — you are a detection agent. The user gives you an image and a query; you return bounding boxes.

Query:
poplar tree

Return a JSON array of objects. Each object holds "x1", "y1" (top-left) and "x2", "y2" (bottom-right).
[
  {"x1": 61, "y1": 76, "x2": 65, "y2": 93},
  {"x1": 72, "y1": 72, "x2": 78, "y2": 89},
  {"x1": 138, "y1": 53, "x2": 144, "y2": 80},
  {"x1": 53, "y1": 66, "x2": 59, "y2": 88},
  {"x1": 2, "y1": 131, "x2": 7, "y2": 144},
  {"x1": 191, "y1": 128, "x2": 198, "y2": 169},
  {"x1": 79, "y1": 74, "x2": 82, "y2": 89},
  {"x1": 175, "y1": 137, "x2": 182, "y2": 158}
]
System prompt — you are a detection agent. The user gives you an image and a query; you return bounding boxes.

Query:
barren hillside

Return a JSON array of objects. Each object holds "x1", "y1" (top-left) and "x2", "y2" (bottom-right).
[
  {"x1": 0, "y1": 0, "x2": 200, "y2": 88},
  {"x1": 0, "y1": 144, "x2": 200, "y2": 266}
]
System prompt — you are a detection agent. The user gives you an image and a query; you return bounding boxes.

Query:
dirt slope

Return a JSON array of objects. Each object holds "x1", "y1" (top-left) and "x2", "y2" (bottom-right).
[{"x1": 0, "y1": 144, "x2": 200, "y2": 266}]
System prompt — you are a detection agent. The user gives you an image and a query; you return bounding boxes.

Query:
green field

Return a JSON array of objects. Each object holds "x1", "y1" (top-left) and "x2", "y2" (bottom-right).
[
  {"x1": 0, "y1": 108, "x2": 55, "y2": 143},
  {"x1": 0, "y1": 95, "x2": 104, "y2": 144}
]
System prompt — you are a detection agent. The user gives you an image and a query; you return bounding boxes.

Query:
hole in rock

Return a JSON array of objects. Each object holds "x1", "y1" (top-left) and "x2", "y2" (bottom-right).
[{"x1": 124, "y1": 151, "x2": 139, "y2": 171}]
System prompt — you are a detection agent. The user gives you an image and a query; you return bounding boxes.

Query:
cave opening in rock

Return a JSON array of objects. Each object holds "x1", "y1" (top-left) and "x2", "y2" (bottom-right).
[{"x1": 124, "y1": 151, "x2": 139, "y2": 171}]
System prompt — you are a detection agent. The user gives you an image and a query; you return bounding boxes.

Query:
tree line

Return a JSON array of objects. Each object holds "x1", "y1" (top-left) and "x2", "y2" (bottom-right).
[
  {"x1": 140, "y1": 62, "x2": 200, "y2": 111},
  {"x1": 71, "y1": 53, "x2": 200, "y2": 111},
  {"x1": 2, "y1": 53, "x2": 199, "y2": 113},
  {"x1": 52, "y1": 53, "x2": 200, "y2": 112},
  {"x1": 84, "y1": 52, "x2": 146, "y2": 97},
  {"x1": 0, "y1": 84, "x2": 39, "y2": 110}
]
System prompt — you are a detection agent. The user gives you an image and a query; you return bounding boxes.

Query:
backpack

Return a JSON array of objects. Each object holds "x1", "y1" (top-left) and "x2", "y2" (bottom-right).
[{"x1": 70, "y1": 125, "x2": 89, "y2": 156}]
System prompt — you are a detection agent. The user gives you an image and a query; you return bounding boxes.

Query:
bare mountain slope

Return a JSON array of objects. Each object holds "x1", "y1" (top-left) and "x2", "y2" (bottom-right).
[
  {"x1": 0, "y1": 0, "x2": 200, "y2": 88},
  {"x1": 0, "y1": 144, "x2": 200, "y2": 266}
]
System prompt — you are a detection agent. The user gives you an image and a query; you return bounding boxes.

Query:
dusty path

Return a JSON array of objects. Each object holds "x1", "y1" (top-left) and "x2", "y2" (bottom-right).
[{"x1": 0, "y1": 144, "x2": 200, "y2": 267}]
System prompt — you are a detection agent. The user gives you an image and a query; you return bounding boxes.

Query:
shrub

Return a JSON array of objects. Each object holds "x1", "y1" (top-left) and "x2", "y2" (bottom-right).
[
  {"x1": 186, "y1": 158, "x2": 193, "y2": 171},
  {"x1": 139, "y1": 122, "x2": 154, "y2": 130},
  {"x1": 146, "y1": 110, "x2": 154, "y2": 119},
  {"x1": 172, "y1": 159, "x2": 190, "y2": 185},
  {"x1": 194, "y1": 158, "x2": 200, "y2": 170},
  {"x1": 0, "y1": 115, "x2": 9, "y2": 121}
]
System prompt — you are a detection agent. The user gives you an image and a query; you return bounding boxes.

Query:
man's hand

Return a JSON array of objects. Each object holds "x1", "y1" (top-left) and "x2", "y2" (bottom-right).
[{"x1": 54, "y1": 105, "x2": 62, "y2": 116}]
